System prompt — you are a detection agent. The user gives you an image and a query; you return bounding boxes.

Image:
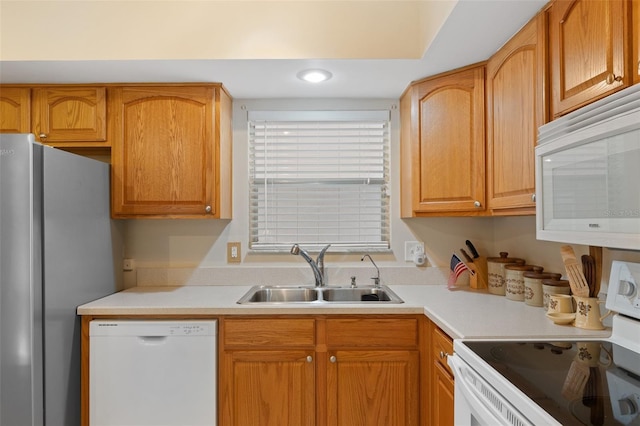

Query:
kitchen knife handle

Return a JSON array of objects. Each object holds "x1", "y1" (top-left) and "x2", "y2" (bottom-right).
[
  {"x1": 460, "y1": 249, "x2": 474, "y2": 263},
  {"x1": 465, "y1": 240, "x2": 480, "y2": 258}
]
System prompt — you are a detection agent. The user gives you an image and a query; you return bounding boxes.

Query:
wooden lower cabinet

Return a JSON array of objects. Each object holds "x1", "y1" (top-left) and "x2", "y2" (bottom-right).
[
  {"x1": 220, "y1": 315, "x2": 425, "y2": 426},
  {"x1": 220, "y1": 317, "x2": 316, "y2": 426},
  {"x1": 431, "y1": 323, "x2": 455, "y2": 426},
  {"x1": 222, "y1": 350, "x2": 316, "y2": 426},
  {"x1": 327, "y1": 349, "x2": 419, "y2": 426},
  {"x1": 432, "y1": 363, "x2": 455, "y2": 426}
]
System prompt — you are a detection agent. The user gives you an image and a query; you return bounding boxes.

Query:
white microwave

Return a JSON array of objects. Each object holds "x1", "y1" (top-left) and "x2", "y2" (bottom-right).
[{"x1": 536, "y1": 84, "x2": 640, "y2": 251}]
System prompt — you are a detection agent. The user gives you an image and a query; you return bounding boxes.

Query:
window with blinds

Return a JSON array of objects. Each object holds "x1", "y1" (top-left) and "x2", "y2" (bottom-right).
[{"x1": 248, "y1": 110, "x2": 390, "y2": 252}]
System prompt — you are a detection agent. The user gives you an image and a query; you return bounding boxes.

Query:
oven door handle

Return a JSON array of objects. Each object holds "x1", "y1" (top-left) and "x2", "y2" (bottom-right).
[{"x1": 448, "y1": 353, "x2": 530, "y2": 426}]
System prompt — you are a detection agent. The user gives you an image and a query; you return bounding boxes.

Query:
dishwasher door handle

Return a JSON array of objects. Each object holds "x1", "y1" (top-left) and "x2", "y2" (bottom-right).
[{"x1": 138, "y1": 336, "x2": 168, "y2": 345}]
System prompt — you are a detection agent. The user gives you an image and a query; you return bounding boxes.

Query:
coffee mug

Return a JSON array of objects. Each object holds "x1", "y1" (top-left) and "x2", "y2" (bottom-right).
[
  {"x1": 542, "y1": 280, "x2": 571, "y2": 309},
  {"x1": 548, "y1": 294, "x2": 574, "y2": 314},
  {"x1": 573, "y1": 296, "x2": 612, "y2": 330}
]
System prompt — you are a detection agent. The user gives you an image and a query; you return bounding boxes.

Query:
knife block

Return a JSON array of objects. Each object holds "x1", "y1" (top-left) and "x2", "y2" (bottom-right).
[{"x1": 468, "y1": 256, "x2": 488, "y2": 289}]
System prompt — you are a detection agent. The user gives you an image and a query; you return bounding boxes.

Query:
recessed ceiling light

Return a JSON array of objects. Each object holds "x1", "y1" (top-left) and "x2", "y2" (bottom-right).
[{"x1": 297, "y1": 69, "x2": 333, "y2": 83}]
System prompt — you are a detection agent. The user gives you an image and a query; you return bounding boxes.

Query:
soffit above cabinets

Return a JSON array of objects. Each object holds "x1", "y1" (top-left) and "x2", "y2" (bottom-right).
[{"x1": 0, "y1": 0, "x2": 547, "y2": 98}]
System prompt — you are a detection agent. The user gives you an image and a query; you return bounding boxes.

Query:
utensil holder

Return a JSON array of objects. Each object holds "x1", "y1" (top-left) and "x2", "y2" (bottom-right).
[{"x1": 468, "y1": 256, "x2": 488, "y2": 289}]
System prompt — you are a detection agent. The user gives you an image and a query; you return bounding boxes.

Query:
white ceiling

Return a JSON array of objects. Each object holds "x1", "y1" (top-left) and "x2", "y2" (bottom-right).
[{"x1": 0, "y1": 0, "x2": 547, "y2": 99}]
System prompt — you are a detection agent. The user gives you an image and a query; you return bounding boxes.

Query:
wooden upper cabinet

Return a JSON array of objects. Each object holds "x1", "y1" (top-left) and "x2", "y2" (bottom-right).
[
  {"x1": 549, "y1": 0, "x2": 631, "y2": 117},
  {"x1": 0, "y1": 87, "x2": 31, "y2": 133},
  {"x1": 400, "y1": 64, "x2": 486, "y2": 216},
  {"x1": 110, "y1": 85, "x2": 232, "y2": 219},
  {"x1": 486, "y1": 13, "x2": 547, "y2": 214},
  {"x1": 32, "y1": 86, "x2": 107, "y2": 145}
]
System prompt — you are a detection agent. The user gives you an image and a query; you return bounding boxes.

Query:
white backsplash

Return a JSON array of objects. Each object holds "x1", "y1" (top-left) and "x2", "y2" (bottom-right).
[{"x1": 134, "y1": 265, "x2": 449, "y2": 287}]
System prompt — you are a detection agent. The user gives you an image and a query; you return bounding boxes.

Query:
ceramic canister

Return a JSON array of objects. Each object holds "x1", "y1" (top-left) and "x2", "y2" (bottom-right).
[
  {"x1": 523, "y1": 267, "x2": 562, "y2": 307},
  {"x1": 487, "y1": 252, "x2": 525, "y2": 296},
  {"x1": 505, "y1": 264, "x2": 538, "y2": 301},
  {"x1": 542, "y1": 279, "x2": 571, "y2": 310}
]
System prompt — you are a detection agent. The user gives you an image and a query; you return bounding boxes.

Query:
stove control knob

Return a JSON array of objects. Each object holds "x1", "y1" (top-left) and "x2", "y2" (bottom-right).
[
  {"x1": 618, "y1": 397, "x2": 638, "y2": 416},
  {"x1": 618, "y1": 280, "x2": 637, "y2": 297}
]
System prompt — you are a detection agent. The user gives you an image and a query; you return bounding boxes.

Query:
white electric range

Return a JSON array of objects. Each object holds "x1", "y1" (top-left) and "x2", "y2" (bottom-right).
[{"x1": 448, "y1": 260, "x2": 640, "y2": 426}]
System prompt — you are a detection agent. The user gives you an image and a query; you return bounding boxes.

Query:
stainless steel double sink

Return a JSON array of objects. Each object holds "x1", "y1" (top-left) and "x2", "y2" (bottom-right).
[{"x1": 237, "y1": 285, "x2": 404, "y2": 304}]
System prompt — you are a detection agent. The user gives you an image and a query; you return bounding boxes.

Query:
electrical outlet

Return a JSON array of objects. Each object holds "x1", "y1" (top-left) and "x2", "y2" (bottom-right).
[
  {"x1": 227, "y1": 242, "x2": 241, "y2": 263},
  {"x1": 404, "y1": 241, "x2": 424, "y2": 262},
  {"x1": 123, "y1": 258, "x2": 135, "y2": 271}
]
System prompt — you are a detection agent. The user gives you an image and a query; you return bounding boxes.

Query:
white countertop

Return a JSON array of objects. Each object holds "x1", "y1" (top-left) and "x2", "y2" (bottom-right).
[{"x1": 77, "y1": 284, "x2": 612, "y2": 340}]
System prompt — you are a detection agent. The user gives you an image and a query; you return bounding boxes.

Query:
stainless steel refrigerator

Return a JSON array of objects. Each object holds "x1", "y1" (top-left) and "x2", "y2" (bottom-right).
[{"x1": 1, "y1": 133, "x2": 119, "y2": 426}]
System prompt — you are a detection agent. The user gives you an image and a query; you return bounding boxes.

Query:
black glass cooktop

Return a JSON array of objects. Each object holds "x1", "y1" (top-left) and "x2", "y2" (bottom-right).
[{"x1": 465, "y1": 340, "x2": 640, "y2": 426}]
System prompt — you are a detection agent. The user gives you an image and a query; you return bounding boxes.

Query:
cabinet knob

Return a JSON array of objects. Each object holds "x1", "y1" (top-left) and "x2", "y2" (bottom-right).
[
  {"x1": 39, "y1": 133, "x2": 47, "y2": 139},
  {"x1": 473, "y1": 201, "x2": 481, "y2": 208},
  {"x1": 606, "y1": 73, "x2": 623, "y2": 84},
  {"x1": 306, "y1": 355, "x2": 313, "y2": 363},
  {"x1": 329, "y1": 355, "x2": 337, "y2": 363},
  {"x1": 205, "y1": 205, "x2": 212, "y2": 213},
  {"x1": 439, "y1": 351, "x2": 449, "y2": 360},
  {"x1": 531, "y1": 194, "x2": 536, "y2": 202}
]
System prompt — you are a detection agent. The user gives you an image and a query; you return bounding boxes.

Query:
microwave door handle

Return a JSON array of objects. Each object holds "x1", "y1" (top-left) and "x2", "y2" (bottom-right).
[{"x1": 448, "y1": 354, "x2": 531, "y2": 426}]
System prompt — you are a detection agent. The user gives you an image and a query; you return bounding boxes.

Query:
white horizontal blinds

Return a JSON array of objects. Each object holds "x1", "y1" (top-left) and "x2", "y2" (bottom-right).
[{"x1": 249, "y1": 110, "x2": 390, "y2": 251}]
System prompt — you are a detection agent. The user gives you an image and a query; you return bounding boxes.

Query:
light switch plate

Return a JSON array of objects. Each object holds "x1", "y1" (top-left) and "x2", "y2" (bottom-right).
[{"x1": 227, "y1": 242, "x2": 241, "y2": 263}]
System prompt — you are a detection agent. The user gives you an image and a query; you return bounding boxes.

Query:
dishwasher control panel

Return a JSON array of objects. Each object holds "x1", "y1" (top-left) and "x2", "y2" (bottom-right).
[{"x1": 90, "y1": 320, "x2": 217, "y2": 336}]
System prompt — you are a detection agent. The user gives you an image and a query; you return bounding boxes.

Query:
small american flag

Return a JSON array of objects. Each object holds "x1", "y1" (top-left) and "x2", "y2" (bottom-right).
[{"x1": 448, "y1": 254, "x2": 469, "y2": 288}]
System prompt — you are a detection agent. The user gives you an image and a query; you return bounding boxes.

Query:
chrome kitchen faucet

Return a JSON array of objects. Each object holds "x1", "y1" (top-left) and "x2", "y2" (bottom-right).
[{"x1": 290, "y1": 244, "x2": 331, "y2": 287}]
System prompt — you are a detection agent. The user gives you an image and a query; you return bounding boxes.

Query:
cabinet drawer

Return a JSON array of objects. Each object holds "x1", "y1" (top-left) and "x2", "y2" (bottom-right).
[
  {"x1": 223, "y1": 318, "x2": 315, "y2": 348},
  {"x1": 432, "y1": 326, "x2": 453, "y2": 376},
  {"x1": 325, "y1": 318, "x2": 418, "y2": 348}
]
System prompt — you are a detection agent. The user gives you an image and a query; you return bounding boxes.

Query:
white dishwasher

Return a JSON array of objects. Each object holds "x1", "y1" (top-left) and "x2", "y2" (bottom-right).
[{"x1": 89, "y1": 320, "x2": 217, "y2": 426}]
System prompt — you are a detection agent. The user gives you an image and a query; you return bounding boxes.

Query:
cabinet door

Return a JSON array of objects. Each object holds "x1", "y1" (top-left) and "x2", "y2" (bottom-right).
[
  {"x1": 413, "y1": 66, "x2": 485, "y2": 214},
  {"x1": 326, "y1": 350, "x2": 419, "y2": 426},
  {"x1": 486, "y1": 14, "x2": 546, "y2": 213},
  {"x1": 0, "y1": 87, "x2": 30, "y2": 133},
  {"x1": 220, "y1": 318, "x2": 316, "y2": 426},
  {"x1": 221, "y1": 350, "x2": 316, "y2": 426},
  {"x1": 432, "y1": 324, "x2": 454, "y2": 426},
  {"x1": 110, "y1": 86, "x2": 215, "y2": 217},
  {"x1": 432, "y1": 362, "x2": 455, "y2": 426},
  {"x1": 549, "y1": 0, "x2": 630, "y2": 117},
  {"x1": 32, "y1": 87, "x2": 107, "y2": 144}
]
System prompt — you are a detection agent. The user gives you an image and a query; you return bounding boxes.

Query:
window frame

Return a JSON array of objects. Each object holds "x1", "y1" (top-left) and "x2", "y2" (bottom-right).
[{"x1": 247, "y1": 109, "x2": 391, "y2": 253}]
